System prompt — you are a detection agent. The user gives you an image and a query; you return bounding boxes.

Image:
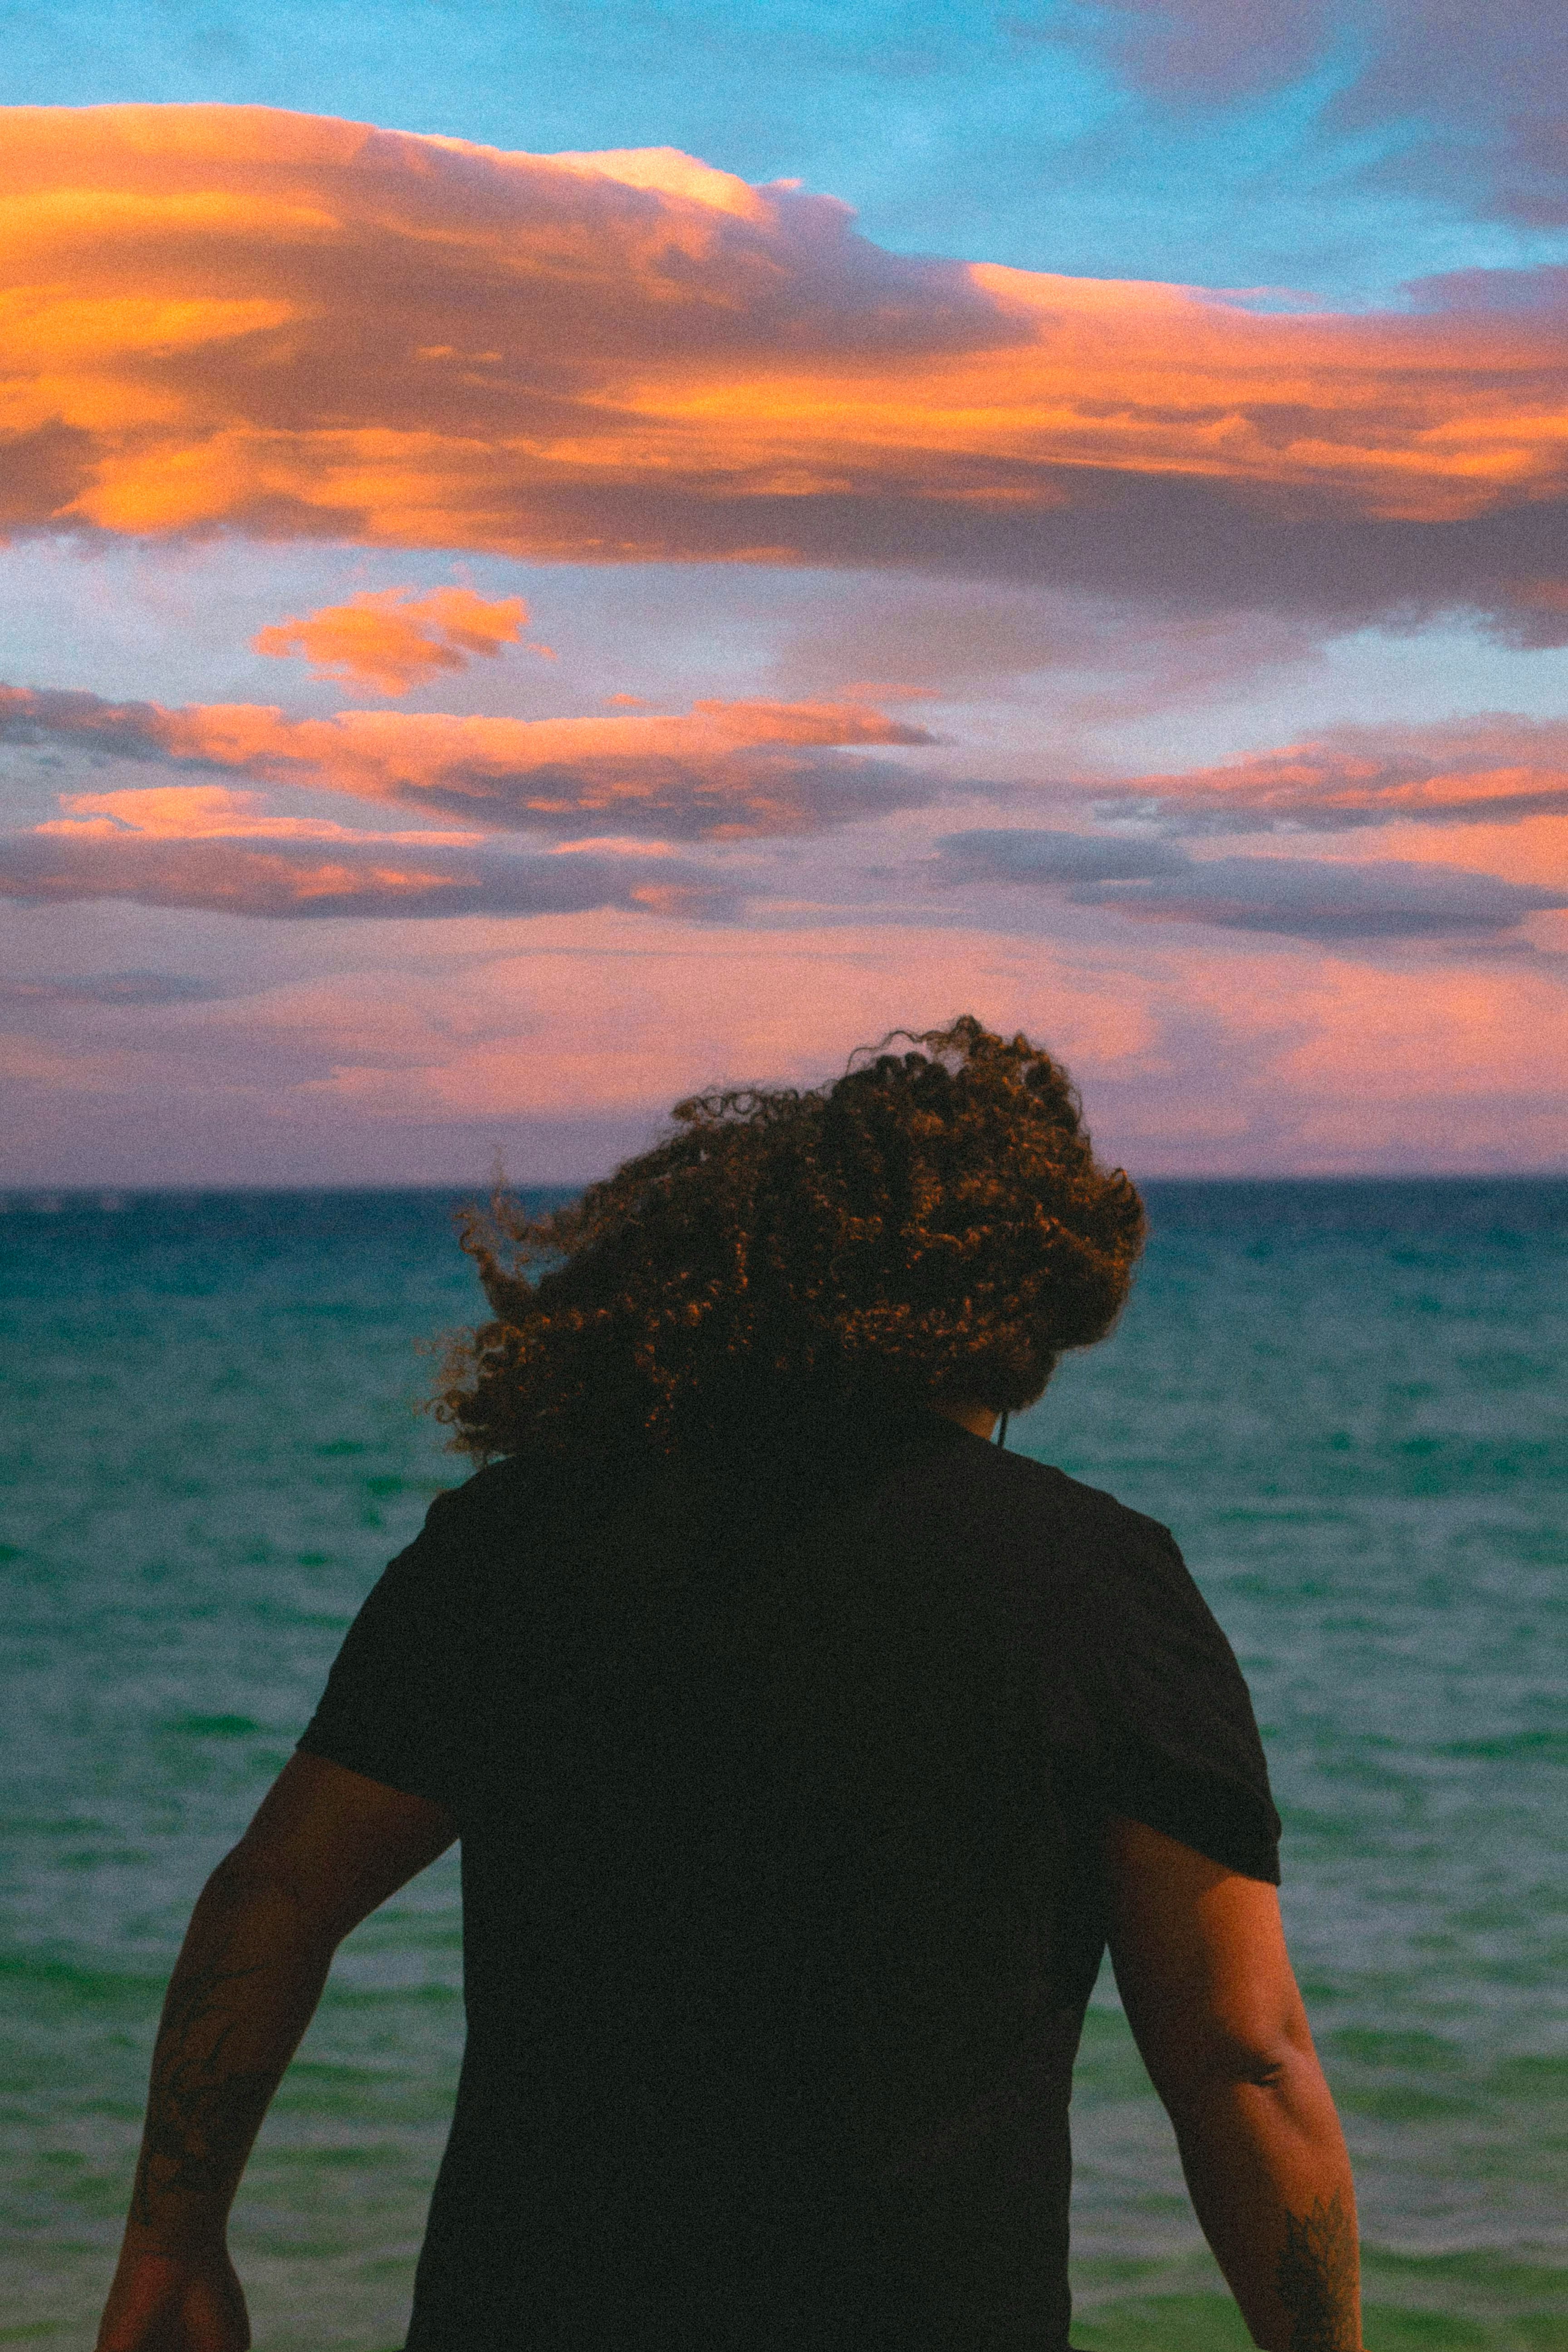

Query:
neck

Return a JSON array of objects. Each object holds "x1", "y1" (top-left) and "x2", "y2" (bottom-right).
[{"x1": 929, "y1": 1400, "x2": 1000, "y2": 1441}]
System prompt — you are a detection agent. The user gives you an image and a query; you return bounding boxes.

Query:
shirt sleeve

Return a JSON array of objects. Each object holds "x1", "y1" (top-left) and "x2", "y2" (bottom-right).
[
  {"x1": 1083, "y1": 1508, "x2": 1282, "y2": 1884},
  {"x1": 296, "y1": 1480, "x2": 486, "y2": 1815}
]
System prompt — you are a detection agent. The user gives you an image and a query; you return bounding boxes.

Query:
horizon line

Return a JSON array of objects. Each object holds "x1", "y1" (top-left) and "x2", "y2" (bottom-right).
[{"x1": 4, "y1": 1169, "x2": 1566, "y2": 1200}]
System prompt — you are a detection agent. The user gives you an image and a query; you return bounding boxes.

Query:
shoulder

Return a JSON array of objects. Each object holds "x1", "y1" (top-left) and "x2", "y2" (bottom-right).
[
  {"x1": 426, "y1": 1443, "x2": 622, "y2": 1533},
  {"x1": 373, "y1": 1458, "x2": 543, "y2": 1612},
  {"x1": 921, "y1": 1433, "x2": 1181, "y2": 1567},
  {"x1": 405, "y1": 1448, "x2": 639, "y2": 1580},
  {"x1": 419, "y1": 1454, "x2": 531, "y2": 1539},
  {"x1": 863, "y1": 1435, "x2": 1193, "y2": 1643},
  {"x1": 936, "y1": 1444, "x2": 1249, "y2": 1672},
  {"x1": 1007, "y1": 1450, "x2": 1172, "y2": 1544},
  {"x1": 1004, "y1": 1455, "x2": 1225, "y2": 1637}
]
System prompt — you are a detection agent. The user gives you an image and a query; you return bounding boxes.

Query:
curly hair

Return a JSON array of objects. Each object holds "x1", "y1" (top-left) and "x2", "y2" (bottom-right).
[{"x1": 433, "y1": 1015, "x2": 1145, "y2": 1462}]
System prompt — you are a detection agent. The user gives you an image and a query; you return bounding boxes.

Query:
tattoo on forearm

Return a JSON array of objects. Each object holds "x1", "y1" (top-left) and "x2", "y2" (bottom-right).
[
  {"x1": 1274, "y1": 2190, "x2": 1359, "y2": 2352},
  {"x1": 132, "y1": 1959, "x2": 279, "y2": 2225}
]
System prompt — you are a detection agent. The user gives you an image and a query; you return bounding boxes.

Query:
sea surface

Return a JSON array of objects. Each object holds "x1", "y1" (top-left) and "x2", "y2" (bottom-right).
[{"x1": 1, "y1": 1180, "x2": 1564, "y2": 2351}]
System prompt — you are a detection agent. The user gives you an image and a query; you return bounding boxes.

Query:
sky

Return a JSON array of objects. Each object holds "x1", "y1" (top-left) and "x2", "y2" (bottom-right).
[{"x1": 2, "y1": 1, "x2": 1566, "y2": 1184}]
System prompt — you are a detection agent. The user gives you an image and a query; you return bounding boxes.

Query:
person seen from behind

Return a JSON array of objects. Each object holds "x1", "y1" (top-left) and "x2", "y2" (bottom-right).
[{"x1": 98, "y1": 1016, "x2": 1362, "y2": 2352}]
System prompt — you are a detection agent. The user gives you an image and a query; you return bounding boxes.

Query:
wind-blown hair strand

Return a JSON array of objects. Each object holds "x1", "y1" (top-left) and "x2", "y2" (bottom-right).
[{"x1": 434, "y1": 1015, "x2": 1145, "y2": 1462}]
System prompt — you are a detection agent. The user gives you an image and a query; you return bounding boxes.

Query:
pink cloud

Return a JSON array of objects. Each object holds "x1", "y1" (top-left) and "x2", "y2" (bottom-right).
[
  {"x1": 130, "y1": 924, "x2": 1155, "y2": 1140},
  {"x1": 0, "y1": 684, "x2": 937, "y2": 838},
  {"x1": 0, "y1": 829, "x2": 735, "y2": 922},
  {"x1": 253, "y1": 586, "x2": 545, "y2": 694},
  {"x1": 912, "y1": 714, "x2": 1568, "y2": 942},
  {"x1": 1, "y1": 106, "x2": 1564, "y2": 629},
  {"x1": 8, "y1": 911, "x2": 1564, "y2": 1185},
  {"x1": 1089, "y1": 716, "x2": 1568, "y2": 832}
]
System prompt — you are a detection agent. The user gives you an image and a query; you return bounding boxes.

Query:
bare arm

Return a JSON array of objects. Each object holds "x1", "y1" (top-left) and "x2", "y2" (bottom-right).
[
  {"x1": 97, "y1": 1753, "x2": 456, "y2": 2352},
  {"x1": 1105, "y1": 1814, "x2": 1362, "y2": 2352}
]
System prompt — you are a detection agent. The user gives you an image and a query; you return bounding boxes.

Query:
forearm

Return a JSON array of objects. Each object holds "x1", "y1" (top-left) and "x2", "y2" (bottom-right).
[
  {"x1": 1167, "y1": 2049, "x2": 1361, "y2": 2352},
  {"x1": 124, "y1": 1863, "x2": 336, "y2": 2253}
]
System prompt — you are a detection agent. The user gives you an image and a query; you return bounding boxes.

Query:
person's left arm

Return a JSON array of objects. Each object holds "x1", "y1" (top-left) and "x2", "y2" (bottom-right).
[
  {"x1": 1105, "y1": 1813, "x2": 1361, "y2": 2352},
  {"x1": 96, "y1": 1753, "x2": 456, "y2": 2352}
]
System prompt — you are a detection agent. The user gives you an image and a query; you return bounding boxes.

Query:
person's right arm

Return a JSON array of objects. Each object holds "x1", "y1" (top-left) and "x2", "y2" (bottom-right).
[
  {"x1": 96, "y1": 1752, "x2": 457, "y2": 2352},
  {"x1": 1104, "y1": 1812, "x2": 1362, "y2": 2352}
]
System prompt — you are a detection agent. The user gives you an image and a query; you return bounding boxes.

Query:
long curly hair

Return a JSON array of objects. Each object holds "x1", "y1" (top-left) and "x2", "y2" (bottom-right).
[{"x1": 434, "y1": 1015, "x2": 1145, "y2": 1463}]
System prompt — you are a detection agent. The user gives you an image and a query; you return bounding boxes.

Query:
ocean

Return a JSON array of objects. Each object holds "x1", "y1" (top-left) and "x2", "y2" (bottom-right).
[{"x1": 2, "y1": 1180, "x2": 1564, "y2": 2351}]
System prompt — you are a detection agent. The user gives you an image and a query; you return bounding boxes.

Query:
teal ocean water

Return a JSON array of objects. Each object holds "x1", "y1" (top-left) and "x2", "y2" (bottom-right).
[{"x1": 1, "y1": 1181, "x2": 1564, "y2": 2351}]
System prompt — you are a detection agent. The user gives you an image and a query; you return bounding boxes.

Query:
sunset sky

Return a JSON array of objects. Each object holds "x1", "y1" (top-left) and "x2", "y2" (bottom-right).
[{"x1": 3, "y1": 3, "x2": 1566, "y2": 1184}]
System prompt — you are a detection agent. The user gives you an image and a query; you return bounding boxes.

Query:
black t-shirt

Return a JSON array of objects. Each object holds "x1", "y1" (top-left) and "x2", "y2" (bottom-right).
[{"x1": 298, "y1": 1407, "x2": 1280, "y2": 2352}]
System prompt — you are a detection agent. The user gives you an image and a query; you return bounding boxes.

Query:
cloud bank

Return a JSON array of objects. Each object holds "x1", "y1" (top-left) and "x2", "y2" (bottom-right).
[
  {"x1": 3, "y1": 106, "x2": 1566, "y2": 630},
  {"x1": 6, "y1": 687, "x2": 1560, "y2": 944},
  {"x1": 0, "y1": 683, "x2": 934, "y2": 837},
  {"x1": 0, "y1": 826, "x2": 734, "y2": 921},
  {"x1": 1090, "y1": 716, "x2": 1568, "y2": 832},
  {"x1": 932, "y1": 828, "x2": 1567, "y2": 940}
]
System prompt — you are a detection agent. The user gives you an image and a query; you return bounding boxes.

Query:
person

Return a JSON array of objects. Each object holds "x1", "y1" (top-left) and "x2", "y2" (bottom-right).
[{"x1": 96, "y1": 1018, "x2": 1363, "y2": 2352}]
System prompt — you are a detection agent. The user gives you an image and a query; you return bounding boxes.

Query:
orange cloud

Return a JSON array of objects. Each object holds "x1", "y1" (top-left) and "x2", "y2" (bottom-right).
[
  {"x1": 36, "y1": 783, "x2": 481, "y2": 842},
  {"x1": 0, "y1": 684, "x2": 936, "y2": 837},
  {"x1": 2, "y1": 106, "x2": 1565, "y2": 626},
  {"x1": 1091, "y1": 716, "x2": 1568, "y2": 831},
  {"x1": 253, "y1": 585, "x2": 542, "y2": 693}
]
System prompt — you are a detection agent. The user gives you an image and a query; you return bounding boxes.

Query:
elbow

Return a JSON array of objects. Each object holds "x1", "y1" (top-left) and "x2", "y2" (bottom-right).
[
  {"x1": 202, "y1": 1847, "x2": 292, "y2": 1908},
  {"x1": 197, "y1": 1852, "x2": 343, "y2": 1956},
  {"x1": 1156, "y1": 2026, "x2": 1309, "y2": 2119},
  {"x1": 1217, "y1": 2038, "x2": 1294, "y2": 2094}
]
